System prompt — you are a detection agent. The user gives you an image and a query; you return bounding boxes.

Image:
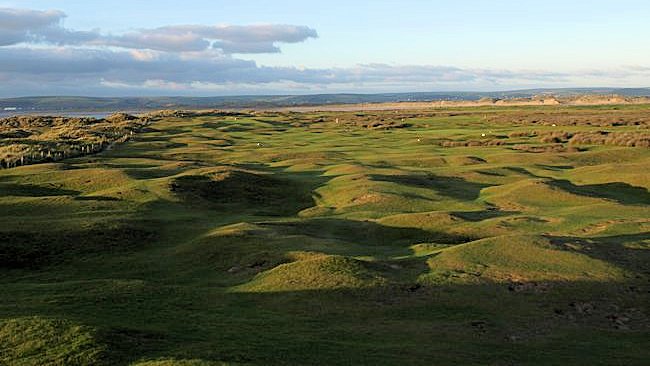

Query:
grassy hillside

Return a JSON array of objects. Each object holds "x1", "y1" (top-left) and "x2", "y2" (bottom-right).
[
  {"x1": 2, "y1": 88, "x2": 650, "y2": 112},
  {"x1": 0, "y1": 105, "x2": 649, "y2": 365}
]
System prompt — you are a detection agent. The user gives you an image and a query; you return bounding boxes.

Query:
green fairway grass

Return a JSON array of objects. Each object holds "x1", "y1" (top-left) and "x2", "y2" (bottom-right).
[{"x1": 1, "y1": 105, "x2": 649, "y2": 365}]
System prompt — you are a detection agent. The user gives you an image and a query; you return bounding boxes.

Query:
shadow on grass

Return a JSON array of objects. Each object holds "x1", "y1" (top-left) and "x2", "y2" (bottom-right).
[
  {"x1": 169, "y1": 166, "x2": 329, "y2": 217},
  {"x1": 0, "y1": 223, "x2": 156, "y2": 268},
  {"x1": 451, "y1": 208, "x2": 519, "y2": 222},
  {"x1": 2, "y1": 278, "x2": 648, "y2": 366},
  {"x1": 536, "y1": 164, "x2": 574, "y2": 171},
  {"x1": 73, "y1": 196, "x2": 121, "y2": 201},
  {"x1": 504, "y1": 166, "x2": 542, "y2": 178},
  {"x1": 1, "y1": 211, "x2": 648, "y2": 365},
  {"x1": 370, "y1": 173, "x2": 491, "y2": 201},
  {"x1": 547, "y1": 232, "x2": 650, "y2": 276},
  {"x1": 547, "y1": 180, "x2": 650, "y2": 205},
  {"x1": 0, "y1": 183, "x2": 79, "y2": 197},
  {"x1": 257, "y1": 218, "x2": 473, "y2": 246}
]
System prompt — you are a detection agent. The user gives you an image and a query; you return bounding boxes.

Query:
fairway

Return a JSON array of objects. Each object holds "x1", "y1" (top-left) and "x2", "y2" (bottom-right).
[{"x1": 1, "y1": 105, "x2": 649, "y2": 365}]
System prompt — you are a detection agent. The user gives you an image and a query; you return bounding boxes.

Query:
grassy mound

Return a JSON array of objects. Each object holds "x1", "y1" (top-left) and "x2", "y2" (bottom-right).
[
  {"x1": 1, "y1": 166, "x2": 134, "y2": 195},
  {"x1": 236, "y1": 254, "x2": 388, "y2": 292},
  {"x1": 481, "y1": 178, "x2": 604, "y2": 211},
  {"x1": 169, "y1": 167, "x2": 313, "y2": 215},
  {"x1": 421, "y1": 235, "x2": 625, "y2": 284},
  {"x1": 568, "y1": 159, "x2": 650, "y2": 189},
  {"x1": 0, "y1": 316, "x2": 107, "y2": 365},
  {"x1": 174, "y1": 222, "x2": 288, "y2": 270},
  {"x1": 314, "y1": 173, "x2": 483, "y2": 216}
]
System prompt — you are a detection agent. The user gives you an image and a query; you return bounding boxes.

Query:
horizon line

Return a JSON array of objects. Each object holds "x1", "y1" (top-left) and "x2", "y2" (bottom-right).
[{"x1": 2, "y1": 86, "x2": 650, "y2": 100}]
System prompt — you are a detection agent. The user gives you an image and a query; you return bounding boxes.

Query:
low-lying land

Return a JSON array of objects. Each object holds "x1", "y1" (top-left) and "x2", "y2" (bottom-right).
[
  {"x1": 279, "y1": 94, "x2": 650, "y2": 112},
  {"x1": 2, "y1": 89, "x2": 650, "y2": 113},
  {"x1": 1, "y1": 104, "x2": 649, "y2": 365}
]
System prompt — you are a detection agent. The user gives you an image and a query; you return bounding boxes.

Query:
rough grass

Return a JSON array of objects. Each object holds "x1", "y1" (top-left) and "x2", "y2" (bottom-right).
[
  {"x1": 0, "y1": 317, "x2": 107, "y2": 365},
  {"x1": 421, "y1": 235, "x2": 626, "y2": 284},
  {"x1": 0, "y1": 114, "x2": 149, "y2": 168}
]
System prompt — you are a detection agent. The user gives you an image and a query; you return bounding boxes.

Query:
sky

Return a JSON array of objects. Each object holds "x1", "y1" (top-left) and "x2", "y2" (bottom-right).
[{"x1": 1, "y1": 0, "x2": 649, "y2": 97}]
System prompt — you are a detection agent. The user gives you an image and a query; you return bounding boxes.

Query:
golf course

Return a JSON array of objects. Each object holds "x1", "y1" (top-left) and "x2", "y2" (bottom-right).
[{"x1": 1, "y1": 104, "x2": 649, "y2": 365}]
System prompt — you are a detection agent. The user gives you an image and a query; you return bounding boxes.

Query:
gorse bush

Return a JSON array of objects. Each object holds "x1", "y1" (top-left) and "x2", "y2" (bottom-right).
[{"x1": 569, "y1": 131, "x2": 650, "y2": 147}]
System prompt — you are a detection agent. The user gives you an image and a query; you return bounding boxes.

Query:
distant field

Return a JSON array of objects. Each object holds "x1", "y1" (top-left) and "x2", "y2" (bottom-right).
[
  {"x1": 0, "y1": 105, "x2": 649, "y2": 365},
  {"x1": 2, "y1": 88, "x2": 650, "y2": 113}
]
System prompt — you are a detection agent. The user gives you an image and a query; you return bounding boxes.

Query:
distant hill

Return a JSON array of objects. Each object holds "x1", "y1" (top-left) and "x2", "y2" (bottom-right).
[{"x1": 1, "y1": 88, "x2": 650, "y2": 113}]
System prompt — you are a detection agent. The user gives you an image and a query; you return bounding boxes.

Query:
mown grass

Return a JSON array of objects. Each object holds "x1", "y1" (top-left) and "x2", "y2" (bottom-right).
[{"x1": 0, "y1": 105, "x2": 649, "y2": 365}]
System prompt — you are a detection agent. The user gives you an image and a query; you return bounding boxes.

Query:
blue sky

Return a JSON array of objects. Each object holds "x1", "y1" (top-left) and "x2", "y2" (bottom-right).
[{"x1": 1, "y1": 0, "x2": 649, "y2": 96}]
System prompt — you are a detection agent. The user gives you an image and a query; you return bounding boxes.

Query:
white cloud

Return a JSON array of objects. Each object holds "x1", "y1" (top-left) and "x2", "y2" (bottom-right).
[
  {"x1": 0, "y1": 8, "x2": 64, "y2": 30},
  {"x1": 0, "y1": 7, "x2": 318, "y2": 53},
  {"x1": 0, "y1": 6, "x2": 648, "y2": 96},
  {"x1": 2, "y1": 44, "x2": 649, "y2": 96}
]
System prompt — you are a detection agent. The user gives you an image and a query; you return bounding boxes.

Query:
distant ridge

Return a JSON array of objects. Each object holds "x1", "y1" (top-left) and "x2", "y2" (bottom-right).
[{"x1": 1, "y1": 88, "x2": 650, "y2": 113}]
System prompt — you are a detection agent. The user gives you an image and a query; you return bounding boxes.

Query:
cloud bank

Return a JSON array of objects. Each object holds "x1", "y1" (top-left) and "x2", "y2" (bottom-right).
[
  {"x1": 0, "y1": 7, "x2": 318, "y2": 52},
  {"x1": 0, "y1": 7, "x2": 648, "y2": 96}
]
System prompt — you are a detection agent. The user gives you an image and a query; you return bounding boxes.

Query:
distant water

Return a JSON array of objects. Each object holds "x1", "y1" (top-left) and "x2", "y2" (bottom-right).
[{"x1": 0, "y1": 110, "x2": 148, "y2": 119}]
